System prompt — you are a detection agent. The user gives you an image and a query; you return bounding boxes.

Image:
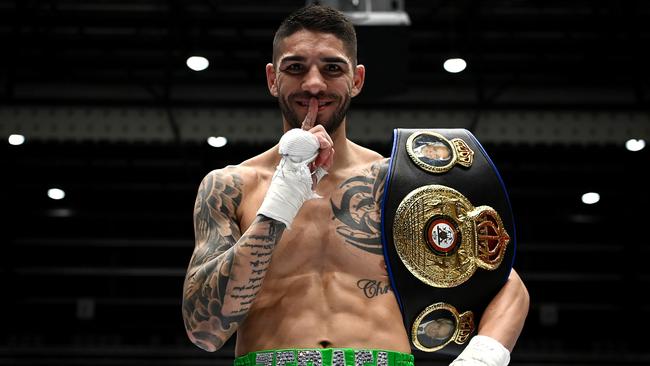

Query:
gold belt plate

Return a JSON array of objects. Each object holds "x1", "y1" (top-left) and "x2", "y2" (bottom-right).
[{"x1": 393, "y1": 185, "x2": 509, "y2": 288}]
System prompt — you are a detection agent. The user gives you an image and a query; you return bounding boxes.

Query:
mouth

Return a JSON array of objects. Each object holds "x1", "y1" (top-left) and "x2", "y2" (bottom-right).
[{"x1": 296, "y1": 99, "x2": 334, "y2": 112}]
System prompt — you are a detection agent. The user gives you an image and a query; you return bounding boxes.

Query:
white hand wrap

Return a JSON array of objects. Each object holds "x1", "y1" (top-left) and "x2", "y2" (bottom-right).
[
  {"x1": 256, "y1": 129, "x2": 327, "y2": 229},
  {"x1": 449, "y1": 335, "x2": 510, "y2": 366}
]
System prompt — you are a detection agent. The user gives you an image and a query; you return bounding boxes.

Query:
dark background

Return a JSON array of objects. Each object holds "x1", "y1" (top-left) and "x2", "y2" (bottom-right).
[{"x1": 2, "y1": 1, "x2": 649, "y2": 365}]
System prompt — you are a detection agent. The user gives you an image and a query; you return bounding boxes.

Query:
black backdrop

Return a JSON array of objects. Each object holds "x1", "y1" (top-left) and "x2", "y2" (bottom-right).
[{"x1": 2, "y1": 1, "x2": 650, "y2": 365}]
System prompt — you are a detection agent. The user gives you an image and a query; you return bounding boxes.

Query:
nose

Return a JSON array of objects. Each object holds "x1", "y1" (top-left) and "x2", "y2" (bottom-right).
[{"x1": 301, "y1": 65, "x2": 326, "y2": 95}]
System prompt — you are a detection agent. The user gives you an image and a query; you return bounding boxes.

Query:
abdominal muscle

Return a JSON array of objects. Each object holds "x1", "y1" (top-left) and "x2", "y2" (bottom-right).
[{"x1": 235, "y1": 269, "x2": 411, "y2": 356}]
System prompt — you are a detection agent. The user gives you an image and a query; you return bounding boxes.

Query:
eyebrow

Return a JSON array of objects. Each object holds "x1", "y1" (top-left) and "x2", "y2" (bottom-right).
[
  {"x1": 279, "y1": 55, "x2": 350, "y2": 65},
  {"x1": 321, "y1": 56, "x2": 349, "y2": 64}
]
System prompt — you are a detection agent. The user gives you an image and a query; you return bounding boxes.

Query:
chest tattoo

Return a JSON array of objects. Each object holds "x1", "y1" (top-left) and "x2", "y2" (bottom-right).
[{"x1": 330, "y1": 160, "x2": 388, "y2": 255}]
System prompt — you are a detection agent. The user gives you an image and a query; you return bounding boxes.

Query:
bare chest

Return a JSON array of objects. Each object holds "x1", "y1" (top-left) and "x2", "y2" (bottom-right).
[{"x1": 239, "y1": 169, "x2": 387, "y2": 279}]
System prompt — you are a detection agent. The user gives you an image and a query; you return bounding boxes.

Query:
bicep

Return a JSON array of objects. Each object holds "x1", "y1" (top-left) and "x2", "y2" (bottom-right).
[{"x1": 191, "y1": 169, "x2": 244, "y2": 267}]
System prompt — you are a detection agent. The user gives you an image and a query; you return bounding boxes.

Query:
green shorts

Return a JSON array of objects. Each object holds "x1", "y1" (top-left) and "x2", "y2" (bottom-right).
[{"x1": 234, "y1": 348, "x2": 414, "y2": 366}]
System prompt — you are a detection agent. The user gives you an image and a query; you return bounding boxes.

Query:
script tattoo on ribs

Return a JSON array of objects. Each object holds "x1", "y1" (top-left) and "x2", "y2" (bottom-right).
[
  {"x1": 357, "y1": 278, "x2": 392, "y2": 298},
  {"x1": 331, "y1": 159, "x2": 388, "y2": 255},
  {"x1": 182, "y1": 170, "x2": 284, "y2": 351}
]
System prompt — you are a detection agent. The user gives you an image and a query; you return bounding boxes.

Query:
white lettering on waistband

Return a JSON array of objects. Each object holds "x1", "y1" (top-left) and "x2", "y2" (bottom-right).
[
  {"x1": 354, "y1": 351, "x2": 388, "y2": 366},
  {"x1": 354, "y1": 351, "x2": 373, "y2": 366},
  {"x1": 298, "y1": 350, "x2": 323, "y2": 366},
  {"x1": 332, "y1": 350, "x2": 346, "y2": 366},
  {"x1": 254, "y1": 349, "x2": 391, "y2": 366},
  {"x1": 256, "y1": 352, "x2": 273, "y2": 366},
  {"x1": 276, "y1": 351, "x2": 296, "y2": 366},
  {"x1": 377, "y1": 352, "x2": 388, "y2": 366}
]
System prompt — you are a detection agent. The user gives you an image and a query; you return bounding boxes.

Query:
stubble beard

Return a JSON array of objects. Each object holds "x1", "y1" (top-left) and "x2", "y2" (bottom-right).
[{"x1": 278, "y1": 91, "x2": 351, "y2": 135}]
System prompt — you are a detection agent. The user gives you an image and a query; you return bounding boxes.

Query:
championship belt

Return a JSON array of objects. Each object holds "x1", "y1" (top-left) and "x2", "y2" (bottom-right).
[{"x1": 380, "y1": 129, "x2": 516, "y2": 356}]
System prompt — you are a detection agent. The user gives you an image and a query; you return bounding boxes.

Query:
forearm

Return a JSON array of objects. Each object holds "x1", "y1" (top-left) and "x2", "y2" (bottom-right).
[
  {"x1": 477, "y1": 268, "x2": 530, "y2": 352},
  {"x1": 449, "y1": 270, "x2": 529, "y2": 366},
  {"x1": 182, "y1": 215, "x2": 285, "y2": 351},
  {"x1": 221, "y1": 215, "x2": 285, "y2": 315}
]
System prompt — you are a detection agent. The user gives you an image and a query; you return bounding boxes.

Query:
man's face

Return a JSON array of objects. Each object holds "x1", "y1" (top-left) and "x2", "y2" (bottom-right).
[
  {"x1": 266, "y1": 30, "x2": 365, "y2": 135},
  {"x1": 422, "y1": 145, "x2": 437, "y2": 159},
  {"x1": 424, "y1": 319, "x2": 453, "y2": 339},
  {"x1": 435, "y1": 146, "x2": 451, "y2": 160}
]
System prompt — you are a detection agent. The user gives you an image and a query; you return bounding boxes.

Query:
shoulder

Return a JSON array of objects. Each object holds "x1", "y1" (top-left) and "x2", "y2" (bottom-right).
[
  {"x1": 198, "y1": 165, "x2": 249, "y2": 193},
  {"x1": 360, "y1": 157, "x2": 390, "y2": 180},
  {"x1": 195, "y1": 148, "x2": 276, "y2": 209},
  {"x1": 347, "y1": 140, "x2": 389, "y2": 171},
  {"x1": 350, "y1": 140, "x2": 385, "y2": 160},
  {"x1": 194, "y1": 166, "x2": 247, "y2": 214},
  {"x1": 195, "y1": 163, "x2": 262, "y2": 208},
  {"x1": 199, "y1": 147, "x2": 277, "y2": 193}
]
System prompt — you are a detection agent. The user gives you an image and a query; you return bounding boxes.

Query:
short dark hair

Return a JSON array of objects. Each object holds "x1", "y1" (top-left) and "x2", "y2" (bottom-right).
[{"x1": 272, "y1": 4, "x2": 357, "y2": 65}]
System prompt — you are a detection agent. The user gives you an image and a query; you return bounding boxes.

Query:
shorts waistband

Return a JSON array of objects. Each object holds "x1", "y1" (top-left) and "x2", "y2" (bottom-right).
[{"x1": 234, "y1": 348, "x2": 414, "y2": 366}]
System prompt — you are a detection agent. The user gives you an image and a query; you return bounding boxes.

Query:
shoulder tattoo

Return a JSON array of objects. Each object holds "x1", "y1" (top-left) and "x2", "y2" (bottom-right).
[{"x1": 192, "y1": 170, "x2": 243, "y2": 259}]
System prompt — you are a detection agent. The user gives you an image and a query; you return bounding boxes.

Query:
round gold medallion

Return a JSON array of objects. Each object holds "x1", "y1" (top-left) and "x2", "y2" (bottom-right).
[
  {"x1": 406, "y1": 131, "x2": 457, "y2": 173},
  {"x1": 393, "y1": 185, "x2": 509, "y2": 288},
  {"x1": 411, "y1": 302, "x2": 474, "y2": 352},
  {"x1": 393, "y1": 185, "x2": 475, "y2": 288}
]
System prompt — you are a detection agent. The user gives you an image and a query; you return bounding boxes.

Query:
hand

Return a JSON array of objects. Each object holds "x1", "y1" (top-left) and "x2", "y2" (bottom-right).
[
  {"x1": 256, "y1": 97, "x2": 334, "y2": 229},
  {"x1": 302, "y1": 97, "x2": 334, "y2": 184}
]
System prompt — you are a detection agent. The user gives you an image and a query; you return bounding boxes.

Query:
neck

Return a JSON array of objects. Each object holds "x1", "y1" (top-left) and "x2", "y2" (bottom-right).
[{"x1": 327, "y1": 120, "x2": 352, "y2": 172}]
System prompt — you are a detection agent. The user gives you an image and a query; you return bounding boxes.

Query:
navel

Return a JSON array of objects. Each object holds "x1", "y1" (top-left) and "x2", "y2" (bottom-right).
[{"x1": 319, "y1": 340, "x2": 333, "y2": 348}]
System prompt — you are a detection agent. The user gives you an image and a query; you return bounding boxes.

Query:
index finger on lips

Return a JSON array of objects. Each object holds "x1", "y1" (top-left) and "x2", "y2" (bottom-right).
[{"x1": 301, "y1": 97, "x2": 319, "y2": 130}]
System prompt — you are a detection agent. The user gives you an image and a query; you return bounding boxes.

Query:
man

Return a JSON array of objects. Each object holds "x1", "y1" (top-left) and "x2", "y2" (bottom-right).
[
  {"x1": 418, "y1": 142, "x2": 451, "y2": 163},
  {"x1": 418, "y1": 318, "x2": 455, "y2": 347},
  {"x1": 182, "y1": 4, "x2": 529, "y2": 366}
]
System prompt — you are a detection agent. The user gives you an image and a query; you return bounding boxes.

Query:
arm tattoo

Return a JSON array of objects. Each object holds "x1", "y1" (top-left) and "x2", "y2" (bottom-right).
[
  {"x1": 330, "y1": 159, "x2": 389, "y2": 255},
  {"x1": 182, "y1": 170, "x2": 285, "y2": 352}
]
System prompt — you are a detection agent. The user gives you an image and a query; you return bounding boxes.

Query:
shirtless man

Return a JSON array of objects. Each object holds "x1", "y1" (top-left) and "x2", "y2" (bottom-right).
[{"x1": 182, "y1": 5, "x2": 529, "y2": 366}]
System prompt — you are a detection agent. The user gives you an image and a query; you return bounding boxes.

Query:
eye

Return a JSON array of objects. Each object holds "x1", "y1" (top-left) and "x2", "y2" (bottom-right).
[
  {"x1": 324, "y1": 64, "x2": 343, "y2": 73},
  {"x1": 283, "y1": 63, "x2": 304, "y2": 73}
]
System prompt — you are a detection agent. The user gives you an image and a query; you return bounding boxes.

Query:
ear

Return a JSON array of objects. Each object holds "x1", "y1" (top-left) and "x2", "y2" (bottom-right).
[
  {"x1": 351, "y1": 64, "x2": 366, "y2": 98},
  {"x1": 266, "y1": 63, "x2": 278, "y2": 97}
]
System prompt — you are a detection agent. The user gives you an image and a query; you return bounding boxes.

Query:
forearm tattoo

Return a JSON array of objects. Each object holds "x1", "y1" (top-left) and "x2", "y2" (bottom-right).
[
  {"x1": 227, "y1": 219, "x2": 283, "y2": 312},
  {"x1": 182, "y1": 170, "x2": 284, "y2": 351},
  {"x1": 331, "y1": 159, "x2": 388, "y2": 255}
]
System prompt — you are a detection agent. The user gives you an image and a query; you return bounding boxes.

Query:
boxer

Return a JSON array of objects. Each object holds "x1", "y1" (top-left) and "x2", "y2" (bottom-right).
[{"x1": 182, "y1": 5, "x2": 529, "y2": 366}]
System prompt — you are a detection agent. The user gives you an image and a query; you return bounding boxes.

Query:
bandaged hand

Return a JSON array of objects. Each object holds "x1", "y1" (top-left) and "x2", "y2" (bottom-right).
[
  {"x1": 257, "y1": 98, "x2": 333, "y2": 229},
  {"x1": 449, "y1": 335, "x2": 510, "y2": 366}
]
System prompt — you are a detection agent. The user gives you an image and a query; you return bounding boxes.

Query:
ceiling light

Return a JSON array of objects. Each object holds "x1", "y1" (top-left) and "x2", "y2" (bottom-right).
[
  {"x1": 186, "y1": 56, "x2": 209, "y2": 71},
  {"x1": 316, "y1": 0, "x2": 411, "y2": 26},
  {"x1": 207, "y1": 136, "x2": 227, "y2": 148},
  {"x1": 581, "y1": 192, "x2": 600, "y2": 205},
  {"x1": 344, "y1": 11, "x2": 411, "y2": 26},
  {"x1": 443, "y1": 58, "x2": 467, "y2": 73},
  {"x1": 625, "y1": 138, "x2": 645, "y2": 152},
  {"x1": 48, "y1": 188, "x2": 66, "y2": 200},
  {"x1": 8, "y1": 134, "x2": 25, "y2": 145}
]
